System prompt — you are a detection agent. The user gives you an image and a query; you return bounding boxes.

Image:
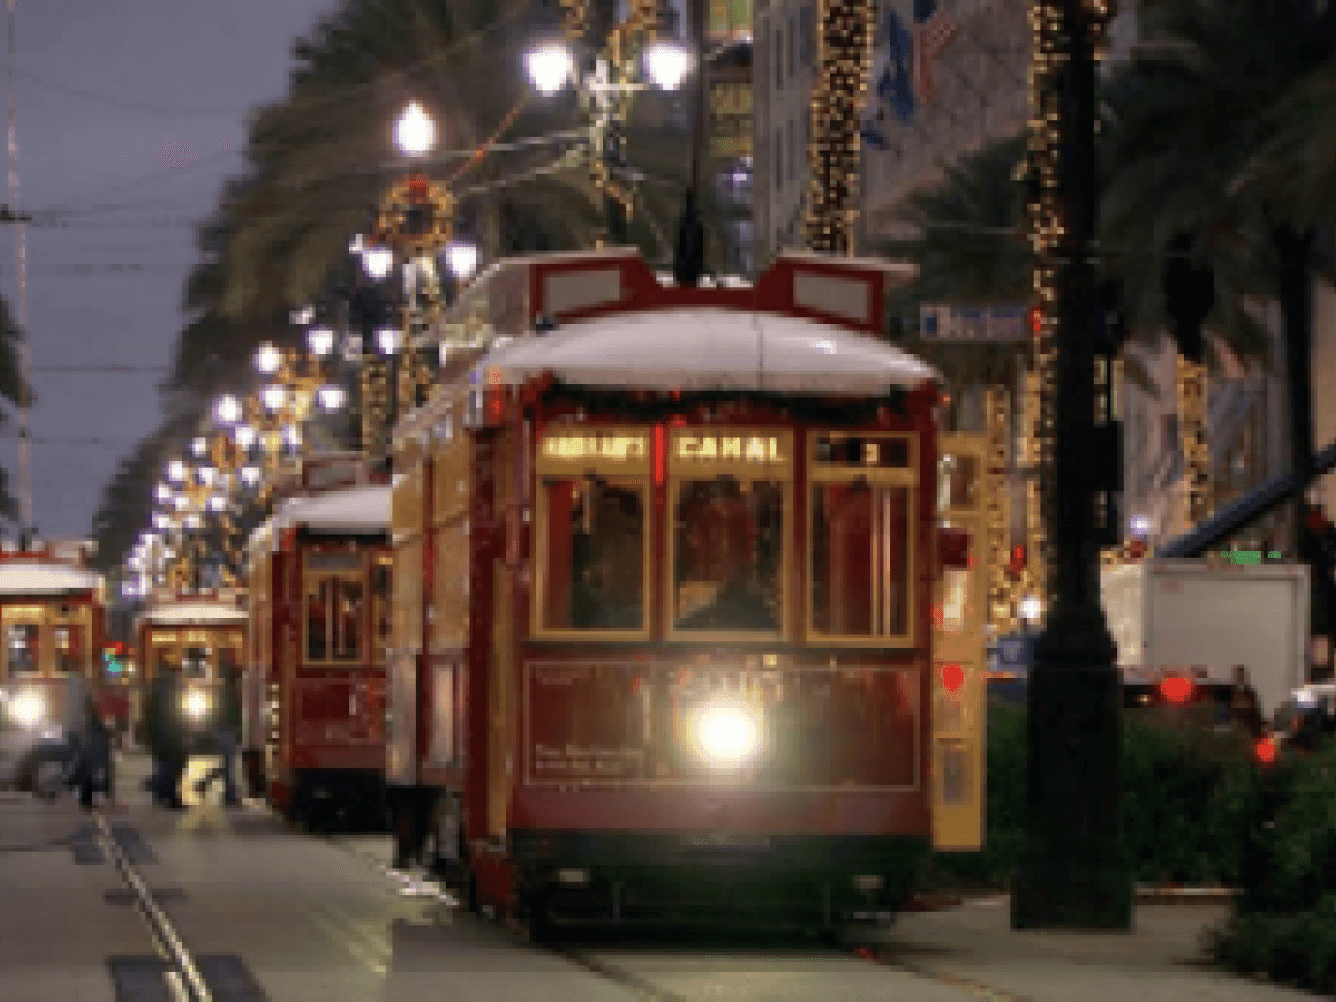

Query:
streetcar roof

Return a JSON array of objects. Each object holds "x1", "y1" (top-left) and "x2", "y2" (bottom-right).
[
  {"x1": 269, "y1": 483, "x2": 392, "y2": 536},
  {"x1": 138, "y1": 601, "x2": 248, "y2": 626},
  {"x1": 474, "y1": 308, "x2": 938, "y2": 394},
  {"x1": 0, "y1": 560, "x2": 100, "y2": 597}
]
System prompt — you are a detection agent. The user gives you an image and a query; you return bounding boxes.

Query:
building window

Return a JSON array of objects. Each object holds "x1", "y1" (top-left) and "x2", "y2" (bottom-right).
[
  {"x1": 780, "y1": 121, "x2": 790, "y2": 184},
  {"x1": 801, "y1": 5, "x2": 815, "y2": 66},
  {"x1": 775, "y1": 132, "x2": 783, "y2": 189},
  {"x1": 780, "y1": 14, "x2": 790, "y2": 78},
  {"x1": 775, "y1": 24, "x2": 784, "y2": 88}
]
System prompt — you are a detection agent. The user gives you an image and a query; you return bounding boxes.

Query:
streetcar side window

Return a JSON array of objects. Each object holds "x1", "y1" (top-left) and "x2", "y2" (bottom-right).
[
  {"x1": 810, "y1": 483, "x2": 911, "y2": 638},
  {"x1": 305, "y1": 576, "x2": 366, "y2": 662},
  {"x1": 808, "y1": 433, "x2": 917, "y2": 642},
  {"x1": 672, "y1": 478, "x2": 785, "y2": 634},
  {"x1": 5, "y1": 623, "x2": 39, "y2": 675},
  {"x1": 538, "y1": 478, "x2": 646, "y2": 633}
]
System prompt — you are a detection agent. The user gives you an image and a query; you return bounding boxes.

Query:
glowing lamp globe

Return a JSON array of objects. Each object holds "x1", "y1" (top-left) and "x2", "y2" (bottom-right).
[
  {"x1": 375, "y1": 326, "x2": 401, "y2": 356},
  {"x1": 644, "y1": 40, "x2": 691, "y2": 90},
  {"x1": 446, "y1": 240, "x2": 479, "y2": 280},
  {"x1": 317, "y1": 385, "x2": 346, "y2": 411},
  {"x1": 307, "y1": 326, "x2": 335, "y2": 357},
  {"x1": 526, "y1": 42, "x2": 574, "y2": 96},
  {"x1": 395, "y1": 101, "x2": 436, "y2": 157},
  {"x1": 1159, "y1": 676, "x2": 1193, "y2": 705},
  {"x1": 254, "y1": 343, "x2": 282, "y2": 375},
  {"x1": 361, "y1": 245, "x2": 394, "y2": 280},
  {"x1": 261, "y1": 385, "x2": 287, "y2": 411},
  {"x1": 214, "y1": 394, "x2": 241, "y2": 425},
  {"x1": 940, "y1": 662, "x2": 965, "y2": 695}
]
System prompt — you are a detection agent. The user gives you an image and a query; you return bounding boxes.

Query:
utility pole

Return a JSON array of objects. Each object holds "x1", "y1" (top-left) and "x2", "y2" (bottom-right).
[{"x1": 5, "y1": 0, "x2": 31, "y2": 537}]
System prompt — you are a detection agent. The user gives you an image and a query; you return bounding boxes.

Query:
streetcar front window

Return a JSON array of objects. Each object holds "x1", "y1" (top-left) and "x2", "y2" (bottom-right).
[
  {"x1": 672, "y1": 478, "x2": 785, "y2": 634},
  {"x1": 54, "y1": 625, "x2": 83, "y2": 674},
  {"x1": 5, "y1": 623, "x2": 39, "y2": 676},
  {"x1": 539, "y1": 478, "x2": 646, "y2": 633}
]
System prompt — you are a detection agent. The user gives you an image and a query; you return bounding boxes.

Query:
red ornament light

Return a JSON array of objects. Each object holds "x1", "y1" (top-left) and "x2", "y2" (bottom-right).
[
  {"x1": 1028, "y1": 305, "x2": 1043, "y2": 338},
  {"x1": 406, "y1": 174, "x2": 431, "y2": 200},
  {"x1": 940, "y1": 662, "x2": 965, "y2": 695}
]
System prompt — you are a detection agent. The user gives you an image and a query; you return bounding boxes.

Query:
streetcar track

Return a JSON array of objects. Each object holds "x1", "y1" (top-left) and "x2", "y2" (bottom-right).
[
  {"x1": 328, "y1": 831, "x2": 1028, "y2": 1002},
  {"x1": 95, "y1": 815, "x2": 271, "y2": 1002}
]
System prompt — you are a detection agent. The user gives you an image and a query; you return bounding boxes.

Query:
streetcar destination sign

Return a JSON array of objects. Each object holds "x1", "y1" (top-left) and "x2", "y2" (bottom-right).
[
  {"x1": 541, "y1": 433, "x2": 648, "y2": 462},
  {"x1": 675, "y1": 434, "x2": 784, "y2": 463}
]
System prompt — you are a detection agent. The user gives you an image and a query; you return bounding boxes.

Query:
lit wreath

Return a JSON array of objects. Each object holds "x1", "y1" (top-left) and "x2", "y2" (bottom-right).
[{"x1": 373, "y1": 173, "x2": 454, "y2": 258}]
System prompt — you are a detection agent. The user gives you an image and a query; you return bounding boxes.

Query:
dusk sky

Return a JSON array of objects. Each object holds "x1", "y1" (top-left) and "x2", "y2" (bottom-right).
[{"x1": 4, "y1": 0, "x2": 334, "y2": 539}]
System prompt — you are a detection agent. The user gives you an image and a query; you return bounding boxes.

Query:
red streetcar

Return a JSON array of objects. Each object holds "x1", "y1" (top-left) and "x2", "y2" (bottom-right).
[
  {"x1": 0, "y1": 540, "x2": 107, "y2": 794},
  {"x1": 246, "y1": 455, "x2": 393, "y2": 827},
  {"x1": 134, "y1": 591, "x2": 248, "y2": 751},
  {"x1": 386, "y1": 249, "x2": 985, "y2": 933}
]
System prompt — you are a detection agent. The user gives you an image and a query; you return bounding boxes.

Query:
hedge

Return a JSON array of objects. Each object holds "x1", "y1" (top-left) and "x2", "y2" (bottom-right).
[
  {"x1": 923, "y1": 703, "x2": 1336, "y2": 994},
  {"x1": 925, "y1": 702, "x2": 1264, "y2": 890}
]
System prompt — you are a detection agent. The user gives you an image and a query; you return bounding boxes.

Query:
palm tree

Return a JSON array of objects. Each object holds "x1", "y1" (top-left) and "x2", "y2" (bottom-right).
[
  {"x1": 1101, "y1": 0, "x2": 1336, "y2": 532},
  {"x1": 175, "y1": 0, "x2": 712, "y2": 394}
]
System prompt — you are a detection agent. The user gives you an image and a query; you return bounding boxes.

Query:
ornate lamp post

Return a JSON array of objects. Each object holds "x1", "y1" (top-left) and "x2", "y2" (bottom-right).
[
  {"x1": 1010, "y1": 0, "x2": 1131, "y2": 930},
  {"x1": 525, "y1": 14, "x2": 691, "y2": 244}
]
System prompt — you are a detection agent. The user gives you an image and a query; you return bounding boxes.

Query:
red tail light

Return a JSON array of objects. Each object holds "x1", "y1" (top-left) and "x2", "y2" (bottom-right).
[
  {"x1": 1255, "y1": 736, "x2": 1278, "y2": 765},
  {"x1": 1158, "y1": 676, "x2": 1194, "y2": 704}
]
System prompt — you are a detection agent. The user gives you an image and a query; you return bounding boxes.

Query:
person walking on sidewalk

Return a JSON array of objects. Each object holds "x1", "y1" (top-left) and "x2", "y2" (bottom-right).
[
  {"x1": 72, "y1": 693, "x2": 115, "y2": 812},
  {"x1": 194, "y1": 666, "x2": 242, "y2": 807},
  {"x1": 145, "y1": 671, "x2": 187, "y2": 809}
]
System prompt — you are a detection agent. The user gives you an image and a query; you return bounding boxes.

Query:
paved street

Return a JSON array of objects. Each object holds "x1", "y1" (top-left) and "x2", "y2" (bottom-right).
[{"x1": 0, "y1": 751, "x2": 1322, "y2": 1002}]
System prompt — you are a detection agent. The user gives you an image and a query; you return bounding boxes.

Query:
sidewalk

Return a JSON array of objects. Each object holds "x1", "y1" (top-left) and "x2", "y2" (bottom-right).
[{"x1": 884, "y1": 896, "x2": 1319, "y2": 1001}]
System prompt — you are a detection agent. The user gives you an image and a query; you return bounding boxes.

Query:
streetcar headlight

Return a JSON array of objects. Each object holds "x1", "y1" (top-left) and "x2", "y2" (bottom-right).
[
  {"x1": 184, "y1": 689, "x2": 210, "y2": 720},
  {"x1": 691, "y1": 701, "x2": 761, "y2": 767},
  {"x1": 9, "y1": 689, "x2": 45, "y2": 728}
]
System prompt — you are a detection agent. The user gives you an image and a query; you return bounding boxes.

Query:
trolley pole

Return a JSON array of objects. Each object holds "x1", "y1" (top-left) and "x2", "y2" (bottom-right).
[
  {"x1": 1010, "y1": 0, "x2": 1131, "y2": 930},
  {"x1": 6, "y1": 0, "x2": 32, "y2": 536}
]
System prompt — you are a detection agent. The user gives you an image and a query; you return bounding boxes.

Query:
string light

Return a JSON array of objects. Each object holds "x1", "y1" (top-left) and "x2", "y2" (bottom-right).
[{"x1": 984, "y1": 387, "x2": 1013, "y2": 632}]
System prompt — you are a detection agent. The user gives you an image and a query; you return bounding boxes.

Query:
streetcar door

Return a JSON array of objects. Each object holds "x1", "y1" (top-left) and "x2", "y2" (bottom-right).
[{"x1": 931, "y1": 434, "x2": 990, "y2": 852}]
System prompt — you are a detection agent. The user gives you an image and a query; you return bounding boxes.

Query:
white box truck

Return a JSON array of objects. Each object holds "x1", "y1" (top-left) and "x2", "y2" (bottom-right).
[{"x1": 1100, "y1": 559, "x2": 1310, "y2": 719}]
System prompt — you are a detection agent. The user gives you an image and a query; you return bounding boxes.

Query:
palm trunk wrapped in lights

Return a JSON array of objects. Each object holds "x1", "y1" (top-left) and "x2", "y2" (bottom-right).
[
  {"x1": 361, "y1": 358, "x2": 392, "y2": 459},
  {"x1": 802, "y1": 0, "x2": 874, "y2": 253},
  {"x1": 1020, "y1": 369, "x2": 1046, "y2": 622},
  {"x1": 985, "y1": 386, "x2": 1013, "y2": 632},
  {"x1": 1176, "y1": 354, "x2": 1211, "y2": 529}
]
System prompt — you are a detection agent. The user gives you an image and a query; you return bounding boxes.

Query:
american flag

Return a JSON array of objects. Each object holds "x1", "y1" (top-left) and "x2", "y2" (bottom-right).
[{"x1": 911, "y1": 8, "x2": 958, "y2": 105}]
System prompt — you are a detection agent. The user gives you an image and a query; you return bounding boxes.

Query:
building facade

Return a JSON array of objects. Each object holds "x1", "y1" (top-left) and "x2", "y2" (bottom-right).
[{"x1": 751, "y1": 0, "x2": 816, "y2": 267}]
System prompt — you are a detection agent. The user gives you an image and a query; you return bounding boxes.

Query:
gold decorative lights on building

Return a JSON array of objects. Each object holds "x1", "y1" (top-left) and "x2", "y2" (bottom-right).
[{"x1": 1176, "y1": 353, "x2": 1211, "y2": 528}]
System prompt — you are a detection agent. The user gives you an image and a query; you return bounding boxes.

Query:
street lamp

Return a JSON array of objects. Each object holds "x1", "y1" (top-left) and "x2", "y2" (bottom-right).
[
  {"x1": 394, "y1": 101, "x2": 436, "y2": 157},
  {"x1": 524, "y1": 33, "x2": 691, "y2": 245}
]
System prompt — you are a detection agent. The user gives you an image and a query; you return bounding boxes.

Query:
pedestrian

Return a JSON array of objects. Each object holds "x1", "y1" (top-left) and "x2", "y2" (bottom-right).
[
  {"x1": 194, "y1": 667, "x2": 242, "y2": 807},
  {"x1": 145, "y1": 671, "x2": 186, "y2": 809},
  {"x1": 1230, "y1": 664, "x2": 1265, "y2": 740},
  {"x1": 73, "y1": 693, "x2": 115, "y2": 812}
]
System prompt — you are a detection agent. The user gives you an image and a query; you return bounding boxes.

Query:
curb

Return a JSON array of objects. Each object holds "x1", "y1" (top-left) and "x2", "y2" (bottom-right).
[{"x1": 906, "y1": 886, "x2": 1238, "y2": 912}]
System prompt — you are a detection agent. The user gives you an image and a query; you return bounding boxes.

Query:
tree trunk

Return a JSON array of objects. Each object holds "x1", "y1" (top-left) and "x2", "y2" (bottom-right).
[{"x1": 1275, "y1": 223, "x2": 1334, "y2": 678}]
